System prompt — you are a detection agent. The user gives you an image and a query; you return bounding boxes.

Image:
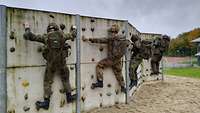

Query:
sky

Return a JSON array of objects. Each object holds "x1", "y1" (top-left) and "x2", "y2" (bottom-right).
[{"x1": 1, "y1": 0, "x2": 200, "y2": 38}]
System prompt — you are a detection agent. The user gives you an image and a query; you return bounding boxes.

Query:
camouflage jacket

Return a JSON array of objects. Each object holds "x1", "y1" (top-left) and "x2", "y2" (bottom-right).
[
  {"x1": 89, "y1": 35, "x2": 130, "y2": 59},
  {"x1": 24, "y1": 30, "x2": 76, "y2": 60}
]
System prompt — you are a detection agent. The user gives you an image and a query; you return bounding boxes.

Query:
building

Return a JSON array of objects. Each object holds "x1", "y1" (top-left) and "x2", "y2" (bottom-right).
[{"x1": 191, "y1": 37, "x2": 200, "y2": 65}]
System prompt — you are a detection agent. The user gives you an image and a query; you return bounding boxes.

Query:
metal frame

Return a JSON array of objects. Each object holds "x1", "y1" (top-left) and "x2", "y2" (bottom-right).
[
  {"x1": 124, "y1": 20, "x2": 129, "y2": 104},
  {"x1": 0, "y1": 5, "x2": 7, "y2": 113},
  {"x1": 75, "y1": 14, "x2": 81, "y2": 113}
]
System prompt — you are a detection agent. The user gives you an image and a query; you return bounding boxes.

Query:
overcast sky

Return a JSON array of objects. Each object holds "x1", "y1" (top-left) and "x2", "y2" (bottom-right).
[{"x1": 1, "y1": 0, "x2": 200, "y2": 37}]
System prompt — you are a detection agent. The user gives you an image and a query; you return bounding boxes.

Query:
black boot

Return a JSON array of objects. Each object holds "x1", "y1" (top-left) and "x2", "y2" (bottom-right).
[
  {"x1": 129, "y1": 80, "x2": 137, "y2": 90},
  {"x1": 91, "y1": 80, "x2": 103, "y2": 89},
  {"x1": 35, "y1": 98, "x2": 50, "y2": 111},
  {"x1": 121, "y1": 86, "x2": 126, "y2": 93},
  {"x1": 66, "y1": 93, "x2": 76, "y2": 103}
]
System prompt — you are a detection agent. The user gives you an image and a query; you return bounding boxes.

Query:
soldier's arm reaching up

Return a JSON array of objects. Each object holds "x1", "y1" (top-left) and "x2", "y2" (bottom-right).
[
  {"x1": 82, "y1": 36, "x2": 108, "y2": 44},
  {"x1": 23, "y1": 26, "x2": 47, "y2": 44}
]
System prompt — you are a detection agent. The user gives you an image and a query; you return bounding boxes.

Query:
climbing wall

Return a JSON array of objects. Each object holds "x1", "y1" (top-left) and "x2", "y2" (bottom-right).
[
  {"x1": 4, "y1": 7, "x2": 162, "y2": 113},
  {"x1": 6, "y1": 8, "x2": 77, "y2": 113}
]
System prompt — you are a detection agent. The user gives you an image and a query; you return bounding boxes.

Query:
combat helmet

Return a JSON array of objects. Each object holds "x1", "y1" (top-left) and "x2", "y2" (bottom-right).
[
  {"x1": 108, "y1": 24, "x2": 120, "y2": 33},
  {"x1": 47, "y1": 22, "x2": 59, "y2": 32},
  {"x1": 162, "y1": 35, "x2": 170, "y2": 41},
  {"x1": 131, "y1": 34, "x2": 140, "y2": 42}
]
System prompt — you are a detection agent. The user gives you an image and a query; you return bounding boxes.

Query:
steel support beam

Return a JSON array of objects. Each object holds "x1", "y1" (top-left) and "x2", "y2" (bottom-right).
[
  {"x1": 75, "y1": 14, "x2": 81, "y2": 113},
  {"x1": 0, "y1": 5, "x2": 7, "y2": 113}
]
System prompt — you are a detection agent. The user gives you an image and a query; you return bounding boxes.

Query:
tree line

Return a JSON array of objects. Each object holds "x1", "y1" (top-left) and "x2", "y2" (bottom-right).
[{"x1": 166, "y1": 28, "x2": 200, "y2": 56}]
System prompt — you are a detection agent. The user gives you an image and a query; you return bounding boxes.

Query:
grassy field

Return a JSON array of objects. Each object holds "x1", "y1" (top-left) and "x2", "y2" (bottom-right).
[{"x1": 164, "y1": 67, "x2": 200, "y2": 78}]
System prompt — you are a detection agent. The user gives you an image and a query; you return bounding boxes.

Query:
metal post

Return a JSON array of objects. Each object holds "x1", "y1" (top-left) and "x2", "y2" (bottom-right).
[
  {"x1": 75, "y1": 14, "x2": 81, "y2": 113},
  {"x1": 0, "y1": 5, "x2": 7, "y2": 113},
  {"x1": 124, "y1": 20, "x2": 129, "y2": 104},
  {"x1": 161, "y1": 59, "x2": 164, "y2": 81}
]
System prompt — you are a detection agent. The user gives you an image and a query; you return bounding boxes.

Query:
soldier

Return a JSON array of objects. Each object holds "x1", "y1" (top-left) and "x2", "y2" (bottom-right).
[
  {"x1": 151, "y1": 35, "x2": 170, "y2": 75},
  {"x1": 82, "y1": 24, "x2": 130, "y2": 93},
  {"x1": 23, "y1": 22, "x2": 77, "y2": 110},
  {"x1": 129, "y1": 34, "x2": 152, "y2": 89},
  {"x1": 129, "y1": 34, "x2": 142, "y2": 89}
]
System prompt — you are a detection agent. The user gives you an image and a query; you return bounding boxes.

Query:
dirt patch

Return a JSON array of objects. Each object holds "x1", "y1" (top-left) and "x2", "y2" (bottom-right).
[{"x1": 85, "y1": 76, "x2": 200, "y2": 113}]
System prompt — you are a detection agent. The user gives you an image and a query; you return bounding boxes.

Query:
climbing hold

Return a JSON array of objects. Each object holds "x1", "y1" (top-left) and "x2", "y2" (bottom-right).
[
  {"x1": 82, "y1": 28, "x2": 86, "y2": 31},
  {"x1": 91, "y1": 58, "x2": 95, "y2": 62},
  {"x1": 10, "y1": 47, "x2": 15, "y2": 52},
  {"x1": 70, "y1": 66, "x2": 74, "y2": 70},
  {"x1": 99, "y1": 93, "x2": 103, "y2": 97},
  {"x1": 81, "y1": 96, "x2": 86, "y2": 102},
  {"x1": 23, "y1": 106, "x2": 30, "y2": 112},
  {"x1": 49, "y1": 14, "x2": 55, "y2": 18},
  {"x1": 82, "y1": 86, "x2": 85, "y2": 91},
  {"x1": 24, "y1": 93, "x2": 28, "y2": 100},
  {"x1": 91, "y1": 28, "x2": 95, "y2": 32},
  {"x1": 100, "y1": 103, "x2": 103, "y2": 107},
  {"x1": 10, "y1": 31, "x2": 15, "y2": 40},
  {"x1": 60, "y1": 99, "x2": 65, "y2": 108},
  {"x1": 115, "y1": 101, "x2": 119, "y2": 104},
  {"x1": 107, "y1": 84, "x2": 112, "y2": 88},
  {"x1": 91, "y1": 75, "x2": 94, "y2": 79},
  {"x1": 99, "y1": 46, "x2": 104, "y2": 52},
  {"x1": 106, "y1": 92, "x2": 112, "y2": 96},
  {"x1": 122, "y1": 30, "x2": 125, "y2": 34},
  {"x1": 115, "y1": 89, "x2": 119, "y2": 95},
  {"x1": 7, "y1": 109, "x2": 15, "y2": 113},
  {"x1": 22, "y1": 80, "x2": 29, "y2": 88},
  {"x1": 18, "y1": 77, "x2": 22, "y2": 80},
  {"x1": 59, "y1": 89, "x2": 65, "y2": 94}
]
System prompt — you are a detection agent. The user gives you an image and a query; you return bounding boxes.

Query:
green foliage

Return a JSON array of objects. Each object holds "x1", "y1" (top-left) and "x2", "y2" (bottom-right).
[
  {"x1": 165, "y1": 67, "x2": 200, "y2": 79},
  {"x1": 167, "y1": 28, "x2": 200, "y2": 56}
]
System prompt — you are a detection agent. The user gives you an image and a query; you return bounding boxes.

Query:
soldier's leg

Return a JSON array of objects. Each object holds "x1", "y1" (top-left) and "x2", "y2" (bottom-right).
[
  {"x1": 129, "y1": 59, "x2": 142, "y2": 89},
  {"x1": 155, "y1": 61, "x2": 160, "y2": 74},
  {"x1": 129, "y1": 59, "x2": 138, "y2": 81},
  {"x1": 156, "y1": 55, "x2": 162, "y2": 74},
  {"x1": 112, "y1": 61, "x2": 126, "y2": 93},
  {"x1": 151, "y1": 59, "x2": 157, "y2": 75},
  {"x1": 43, "y1": 65, "x2": 55, "y2": 99},
  {"x1": 91, "y1": 58, "x2": 113, "y2": 89},
  {"x1": 59, "y1": 65, "x2": 76, "y2": 103},
  {"x1": 60, "y1": 65, "x2": 72, "y2": 93},
  {"x1": 36, "y1": 64, "x2": 55, "y2": 110}
]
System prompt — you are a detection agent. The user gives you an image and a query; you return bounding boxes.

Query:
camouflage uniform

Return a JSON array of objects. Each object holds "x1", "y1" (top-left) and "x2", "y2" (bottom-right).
[
  {"x1": 129, "y1": 35, "x2": 142, "y2": 82},
  {"x1": 129, "y1": 35, "x2": 152, "y2": 88},
  {"x1": 84, "y1": 25, "x2": 130, "y2": 92},
  {"x1": 151, "y1": 35, "x2": 170, "y2": 74},
  {"x1": 23, "y1": 23, "x2": 76, "y2": 110},
  {"x1": 92, "y1": 37, "x2": 129, "y2": 87}
]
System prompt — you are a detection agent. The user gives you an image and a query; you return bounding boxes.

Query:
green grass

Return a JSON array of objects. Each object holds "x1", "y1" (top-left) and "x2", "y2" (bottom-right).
[{"x1": 164, "y1": 67, "x2": 200, "y2": 78}]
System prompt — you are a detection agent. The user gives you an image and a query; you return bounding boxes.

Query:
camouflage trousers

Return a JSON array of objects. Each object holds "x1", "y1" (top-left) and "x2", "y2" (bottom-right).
[
  {"x1": 151, "y1": 54, "x2": 162, "y2": 74},
  {"x1": 129, "y1": 57, "x2": 142, "y2": 80},
  {"x1": 96, "y1": 57, "x2": 125, "y2": 87},
  {"x1": 43, "y1": 61, "x2": 72, "y2": 99}
]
